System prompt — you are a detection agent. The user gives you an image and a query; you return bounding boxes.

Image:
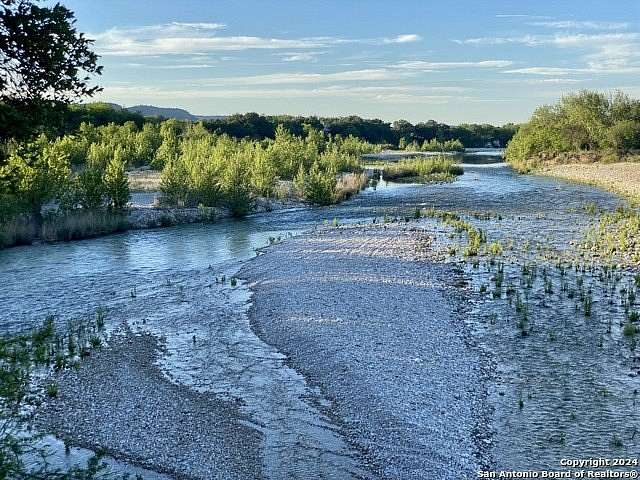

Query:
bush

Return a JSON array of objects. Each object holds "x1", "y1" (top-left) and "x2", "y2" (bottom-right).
[
  {"x1": 294, "y1": 162, "x2": 337, "y2": 206},
  {"x1": 506, "y1": 90, "x2": 640, "y2": 171},
  {"x1": 76, "y1": 167, "x2": 105, "y2": 210},
  {"x1": 221, "y1": 150, "x2": 254, "y2": 217},
  {"x1": 103, "y1": 152, "x2": 130, "y2": 210}
]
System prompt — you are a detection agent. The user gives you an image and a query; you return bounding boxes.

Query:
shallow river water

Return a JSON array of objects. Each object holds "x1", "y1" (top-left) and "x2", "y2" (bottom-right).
[{"x1": 2, "y1": 150, "x2": 639, "y2": 477}]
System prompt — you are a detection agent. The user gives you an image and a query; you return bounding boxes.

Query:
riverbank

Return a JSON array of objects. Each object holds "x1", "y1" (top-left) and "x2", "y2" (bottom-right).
[{"x1": 539, "y1": 161, "x2": 640, "y2": 203}]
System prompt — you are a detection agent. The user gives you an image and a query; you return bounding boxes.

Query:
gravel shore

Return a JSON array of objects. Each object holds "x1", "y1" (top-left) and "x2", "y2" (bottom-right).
[
  {"x1": 241, "y1": 222, "x2": 489, "y2": 479},
  {"x1": 37, "y1": 332, "x2": 263, "y2": 480},
  {"x1": 540, "y1": 161, "x2": 640, "y2": 201}
]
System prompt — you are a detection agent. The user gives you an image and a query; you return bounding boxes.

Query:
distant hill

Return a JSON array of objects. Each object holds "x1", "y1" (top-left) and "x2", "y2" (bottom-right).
[
  {"x1": 126, "y1": 105, "x2": 197, "y2": 120},
  {"x1": 124, "y1": 104, "x2": 225, "y2": 121}
]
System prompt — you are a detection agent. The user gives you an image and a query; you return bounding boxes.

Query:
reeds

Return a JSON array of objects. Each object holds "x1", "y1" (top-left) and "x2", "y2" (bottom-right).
[{"x1": 40, "y1": 210, "x2": 129, "y2": 242}]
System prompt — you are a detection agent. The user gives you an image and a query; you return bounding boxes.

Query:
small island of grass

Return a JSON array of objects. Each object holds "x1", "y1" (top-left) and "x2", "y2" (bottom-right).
[{"x1": 383, "y1": 157, "x2": 463, "y2": 183}]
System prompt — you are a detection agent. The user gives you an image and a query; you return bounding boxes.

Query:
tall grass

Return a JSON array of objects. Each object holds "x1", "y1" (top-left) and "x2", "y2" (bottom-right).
[
  {"x1": 384, "y1": 157, "x2": 463, "y2": 183},
  {"x1": 335, "y1": 172, "x2": 369, "y2": 202},
  {"x1": 0, "y1": 216, "x2": 36, "y2": 248},
  {"x1": 40, "y1": 211, "x2": 129, "y2": 242}
]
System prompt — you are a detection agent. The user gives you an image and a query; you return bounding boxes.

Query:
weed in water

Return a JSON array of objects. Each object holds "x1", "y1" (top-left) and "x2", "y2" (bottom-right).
[
  {"x1": 486, "y1": 241, "x2": 503, "y2": 256},
  {"x1": 46, "y1": 382, "x2": 58, "y2": 398},
  {"x1": 623, "y1": 322, "x2": 637, "y2": 337},
  {"x1": 95, "y1": 307, "x2": 106, "y2": 330},
  {"x1": 583, "y1": 293, "x2": 593, "y2": 317}
]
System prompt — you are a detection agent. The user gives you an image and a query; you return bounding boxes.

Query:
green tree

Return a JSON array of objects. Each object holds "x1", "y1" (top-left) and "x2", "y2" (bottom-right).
[
  {"x1": 76, "y1": 167, "x2": 105, "y2": 209},
  {"x1": 103, "y1": 149, "x2": 129, "y2": 210},
  {"x1": 0, "y1": 135, "x2": 70, "y2": 222},
  {"x1": 222, "y1": 150, "x2": 253, "y2": 216},
  {"x1": 160, "y1": 158, "x2": 190, "y2": 207},
  {"x1": 607, "y1": 120, "x2": 640, "y2": 153},
  {"x1": 294, "y1": 161, "x2": 336, "y2": 205},
  {"x1": 0, "y1": 0, "x2": 102, "y2": 139},
  {"x1": 250, "y1": 144, "x2": 277, "y2": 197}
]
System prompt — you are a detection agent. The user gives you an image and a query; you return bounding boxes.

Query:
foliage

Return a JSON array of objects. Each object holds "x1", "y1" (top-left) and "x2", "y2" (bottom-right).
[
  {"x1": 294, "y1": 161, "x2": 337, "y2": 206},
  {"x1": 383, "y1": 157, "x2": 463, "y2": 182},
  {"x1": 0, "y1": 135, "x2": 71, "y2": 219},
  {"x1": 199, "y1": 112, "x2": 517, "y2": 148},
  {"x1": 506, "y1": 90, "x2": 640, "y2": 172},
  {"x1": 0, "y1": 0, "x2": 102, "y2": 139},
  {"x1": 404, "y1": 138, "x2": 464, "y2": 152},
  {"x1": 75, "y1": 167, "x2": 105, "y2": 210},
  {"x1": 103, "y1": 153, "x2": 130, "y2": 210},
  {"x1": 0, "y1": 317, "x2": 115, "y2": 478},
  {"x1": 221, "y1": 149, "x2": 254, "y2": 216},
  {"x1": 583, "y1": 206, "x2": 640, "y2": 263}
]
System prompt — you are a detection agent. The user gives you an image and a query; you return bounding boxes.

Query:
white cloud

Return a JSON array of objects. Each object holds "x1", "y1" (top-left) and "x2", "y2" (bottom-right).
[
  {"x1": 394, "y1": 60, "x2": 513, "y2": 70},
  {"x1": 525, "y1": 78, "x2": 586, "y2": 84},
  {"x1": 277, "y1": 51, "x2": 327, "y2": 62},
  {"x1": 97, "y1": 83, "x2": 478, "y2": 106},
  {"x1": 504, "y1": 67, "x2": 580, "y2": 76},
  {"x1": 529, "y1": 20, "x2": 629, "y2": 30},
  {"x1": 94, "y1": 32, "x2": 328, "y2": 56},
  {"x1": 196, "y1": 69, "x2": 403, "y2": 86},
  {"x1": 458, "y1": 32, "x2": 640, "y2": 74},
  {"x1": 92, "y1": 23, "x2": 426, "y2": 57},
  {"x1": 455, "y1": 32, "x2": 638, "y2": 47},
  {"x1": 383, "y1": 34, "x2": 422, "y2": 44}
]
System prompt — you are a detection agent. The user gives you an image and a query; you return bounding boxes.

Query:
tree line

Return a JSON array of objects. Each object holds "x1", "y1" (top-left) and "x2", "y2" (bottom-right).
[{"x1": 506, "y1": 90, "x2": 640, "y2": 172}]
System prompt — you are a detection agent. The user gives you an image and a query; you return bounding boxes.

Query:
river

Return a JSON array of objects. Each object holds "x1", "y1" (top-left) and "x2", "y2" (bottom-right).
[{"x1": 2, "y1": 150, "x2": 638, "y2": 477}]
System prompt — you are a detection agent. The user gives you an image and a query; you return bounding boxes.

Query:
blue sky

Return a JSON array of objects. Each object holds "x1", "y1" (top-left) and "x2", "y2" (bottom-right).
[{"x1": 57, "y1": 0, "x2": 639, "y2": 124}]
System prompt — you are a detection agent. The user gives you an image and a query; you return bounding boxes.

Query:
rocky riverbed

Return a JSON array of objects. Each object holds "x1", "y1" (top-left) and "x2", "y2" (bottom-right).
[{"x1": 34, "y1": 221, "x2": 489, "y2": 479}]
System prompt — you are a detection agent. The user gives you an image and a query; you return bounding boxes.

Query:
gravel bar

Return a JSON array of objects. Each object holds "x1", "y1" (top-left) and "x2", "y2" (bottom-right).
[
  {"x1": 241, "y1": 222, "x2": 489, "y2": 479},
  {"x1": 37, "y1": 332, "x2": 263, "y2": 480}
]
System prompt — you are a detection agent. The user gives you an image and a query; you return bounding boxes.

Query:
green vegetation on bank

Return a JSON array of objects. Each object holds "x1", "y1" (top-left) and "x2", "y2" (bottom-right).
[
  {"x1": 2, "y1": 103, "x2": 517, "y2": 150},
  {"x1": 583, "y1": 206, "x2": 640, "y2": 263},
  {"x1": 0, "y1": 120, "x2": 378, "y2": 247},
  {"x1": 506, "y1": 90, "x2": 640, "y2": 172},
  {"x1": 400, "y1": 138, "x2": 464, "y2": 152},
  {"x1": 383, "y1": 157, "x2": 463, "y2": 183},
  {"x1": 0, "y1": 134, "x2": 131, "y2": 248}
]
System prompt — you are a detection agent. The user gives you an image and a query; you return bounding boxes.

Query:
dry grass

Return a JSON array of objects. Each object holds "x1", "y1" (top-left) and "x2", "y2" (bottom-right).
[
  {"x1": 335, "y1": 172, "x2": 368, "y2": 202},
  {"x1": 40, "y1": 211, "x2": 129, "y2": 242},
  {"x1": 127, "y1": 169, "x2": 162, "y2": 192},
  {"x1": 540, "y1": 162, "x2": 640, "y2": 203},
  {"x1": 0, "y1": 217, "x2": 36, "y2": 248}
]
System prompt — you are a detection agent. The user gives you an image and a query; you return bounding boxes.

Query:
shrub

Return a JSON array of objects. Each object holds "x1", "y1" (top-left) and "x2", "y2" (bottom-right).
[
  {"x1": 40, "y1": 210, "x2": 129, "y2": 242},
  {"x1": 294, "y1": 162, "x2": 337, "y2": 206},
  {"x1": 505, "y1": 90, "x2": 640, "y2": 171},
  {"x1": 103, "y1": 152, "x2": 130, "y2": 210}
]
